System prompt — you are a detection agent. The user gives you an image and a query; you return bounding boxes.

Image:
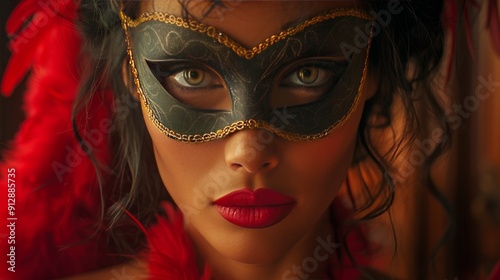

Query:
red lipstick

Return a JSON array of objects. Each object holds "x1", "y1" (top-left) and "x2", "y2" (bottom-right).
[{"x1": 213, "y1": 188, "x2": 295, "y2": 228}]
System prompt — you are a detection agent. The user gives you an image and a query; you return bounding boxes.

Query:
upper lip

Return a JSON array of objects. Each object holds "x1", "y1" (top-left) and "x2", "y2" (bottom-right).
[{"x1": 213, "y1": 188, "x2": 295, "y2": 207}]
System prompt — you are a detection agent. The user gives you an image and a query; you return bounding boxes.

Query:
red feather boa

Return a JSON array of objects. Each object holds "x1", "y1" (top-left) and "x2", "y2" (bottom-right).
[
  {"x1": 0, "y1": 0, "x2": 116, "y2": 278},
  {"x1": 142, "y1": 203, "x2": 212, "y2": 280}
]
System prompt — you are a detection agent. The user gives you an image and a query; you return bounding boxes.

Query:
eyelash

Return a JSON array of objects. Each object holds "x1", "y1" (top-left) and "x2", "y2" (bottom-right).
[
  {"x1": 151, "y1": 62, "x2": 222, "y2": 92},
  {"x1": 280, "y1": 61, "x2": 347, "y2": 88},
  {"x1": 148, "y1": 59, "x2": 347, "y2": 93}
]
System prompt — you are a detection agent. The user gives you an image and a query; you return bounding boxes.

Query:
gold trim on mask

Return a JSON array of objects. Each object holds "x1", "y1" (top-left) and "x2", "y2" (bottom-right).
[
  {"x1": 120, "y1": 9, "x2": 373, "y2": 60},
  {"x1": 119, "y1": 9, "x2": 374, "y2": 143}
]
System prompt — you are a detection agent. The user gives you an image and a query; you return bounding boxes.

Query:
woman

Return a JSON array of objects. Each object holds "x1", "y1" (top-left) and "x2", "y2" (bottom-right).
[
  {"x1": 116, "y1": 1, "x2": 379, "y2": 278},
  {"x1": 0, "y1": 0, "x2": 459, "y2": 279}
]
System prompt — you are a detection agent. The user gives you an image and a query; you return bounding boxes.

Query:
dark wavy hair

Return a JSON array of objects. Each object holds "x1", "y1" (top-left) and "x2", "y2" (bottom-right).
[{"x1": 74, "y1": 0, "x2": 450, "y2": 272}]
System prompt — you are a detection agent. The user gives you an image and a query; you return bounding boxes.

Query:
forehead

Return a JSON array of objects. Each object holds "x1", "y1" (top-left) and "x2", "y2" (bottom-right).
[{"x1": 138, "y1": 0, "x2": 364, "y2": 47}]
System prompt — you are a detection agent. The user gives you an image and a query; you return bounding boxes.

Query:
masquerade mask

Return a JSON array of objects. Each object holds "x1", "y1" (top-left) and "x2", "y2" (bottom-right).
[{"x1": 120, "y1": 9, "x2": 374, "y2": 143}]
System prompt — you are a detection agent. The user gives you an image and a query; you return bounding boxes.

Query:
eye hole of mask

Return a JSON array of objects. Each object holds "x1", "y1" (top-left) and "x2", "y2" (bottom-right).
[
  {"x1": 147, "y1": 60, "x2": 231, "y2": 110},
  {"x1": 271, "y1": 57, "x2": 348, "y2": 107}
]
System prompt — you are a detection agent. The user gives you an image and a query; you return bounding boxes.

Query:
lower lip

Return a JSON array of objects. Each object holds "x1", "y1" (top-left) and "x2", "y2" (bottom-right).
[{"x1": 214, "y1": 204, "x2": 295, "y2": 228}]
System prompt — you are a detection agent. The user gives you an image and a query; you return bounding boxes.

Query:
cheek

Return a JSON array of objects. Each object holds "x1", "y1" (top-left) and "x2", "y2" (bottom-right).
[
  {"x1": 280, "y1": 102, "x2": 363, "y2": 211},
  {"x1": 141, "y1": 104, "x2": 225, "y2": 210},
  {"x1": 151, "y1": 141, "x2": 222, "y2": 208}
]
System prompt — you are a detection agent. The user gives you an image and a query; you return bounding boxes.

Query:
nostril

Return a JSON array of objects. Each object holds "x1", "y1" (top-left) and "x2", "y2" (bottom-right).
[
  {"x1": 231, "y1": 163, "x2": 243, "y2": 170},
  {"x1": 229, "y1": 161, "x2": 274, "y2": 173},
  {"x1": 224, "y1": 130, "x2": 279, "y2": 174}
]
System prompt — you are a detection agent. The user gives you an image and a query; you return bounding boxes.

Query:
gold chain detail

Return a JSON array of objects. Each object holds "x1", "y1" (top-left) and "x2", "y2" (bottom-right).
[
  {"x1": 148, "y1": 117, "x2": 344, "y2": 143},
  {"x1": 120, "y1": 9, "x2": 373, "y2": 60}
]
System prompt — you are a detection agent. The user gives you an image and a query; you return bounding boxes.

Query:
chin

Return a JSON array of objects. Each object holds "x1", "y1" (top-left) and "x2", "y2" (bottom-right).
[
  {"x1": 214, "y1": 231, "x2": 292, "y2": 265},
  {"x1": 190, "y1": 212, "x2": 299, "y2": 265}
]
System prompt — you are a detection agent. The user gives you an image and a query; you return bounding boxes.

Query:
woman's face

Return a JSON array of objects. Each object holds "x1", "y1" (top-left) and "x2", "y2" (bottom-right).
[{"x1": 135, "y1": 0, "x2": 375, "y2": 268}]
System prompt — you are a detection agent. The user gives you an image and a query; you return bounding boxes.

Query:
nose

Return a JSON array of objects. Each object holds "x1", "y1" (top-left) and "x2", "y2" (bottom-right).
[{"x1": 224, "y1": 129, "x2": 279, "y2": 174}]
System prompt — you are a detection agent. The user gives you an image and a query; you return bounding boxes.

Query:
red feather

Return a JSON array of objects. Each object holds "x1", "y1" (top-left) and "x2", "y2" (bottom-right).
[
  {"x1": 1, "y1": 0, "x2": 77, "y2": 96},
  {"x1": 464, "y1": 4, "x2": 476, "y2": 62},
  {"x1": 0, "y1": 0, "x2": 117, "y2": 278},
  {"x1": 443, "y1": 0, "x2": 459, "y2": 83},
  {"x1": 145, "y1": 203, "x2": 211, "y2": 280},
  {"x1": 487, "y1": 0, "x2": 500, "y2": 55},
  {"x1": 1, "y1": 23, "x2": 46, "y2": 96},
  {"x1": 5, "y1": 0, "x2": 40, "y2": 35},
  {"x1": 491, "y1": 261, "x2": 500, "y2": 280}
]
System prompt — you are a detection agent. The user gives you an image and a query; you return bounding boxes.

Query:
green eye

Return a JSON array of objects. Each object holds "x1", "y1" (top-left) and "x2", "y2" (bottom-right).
[
  {"x1": 285, "y1": 66, "x2": 329, "y2": 87},
  {"x1": 182, "y1": 69, "x2": 205, "y2": 86},
  {"x1": 147, "y1": 60, "x2": 230, "y2": 110},
  {"x1": 175, "y1": 68, "x2": 207, "y2": 87},
  {"x1": 297, "y1": 67, "x2": 319, "y2": 84},
  {"x1": 272, "y1": 58, "x2": 348, "y2": 107}
]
